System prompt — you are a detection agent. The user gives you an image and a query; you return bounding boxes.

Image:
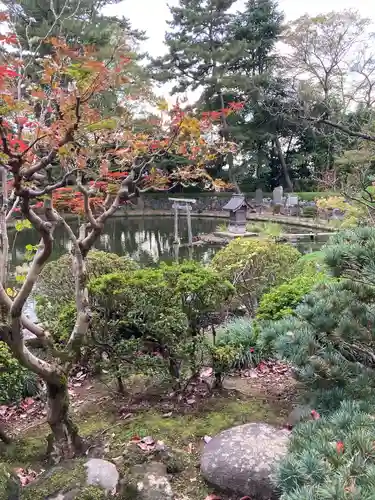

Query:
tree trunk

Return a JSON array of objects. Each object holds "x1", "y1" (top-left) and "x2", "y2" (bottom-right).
[
  {"x1": 227, "y1": 151, "x2": 241, "y2": 194},
  {"x1": 0, "y1": 424, "x2": 11, "y2": 444},
  {"x1": 168, "y1": 357, "x2": 181, "y2": 384},
  {"x1": 46, "y1": 379, "x2": 84, "y2": 463},
  {"x1": 275, "y1": 136, "x2": 293, "y2": 191}
]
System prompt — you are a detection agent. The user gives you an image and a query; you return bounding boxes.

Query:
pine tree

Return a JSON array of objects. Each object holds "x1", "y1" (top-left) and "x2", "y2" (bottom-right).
[
  {"x1": 152, "y1": 0, "x2": 285, "y2": 190},
  {"x1": 278, "y1": 400, "x2": 375, "y2": 500},
  {"x1": 261, "y1": 227, "x2": 375, "y2": 412},
  {"x1": 3, "y1": 0, "x2": 149, "y2": 115}
]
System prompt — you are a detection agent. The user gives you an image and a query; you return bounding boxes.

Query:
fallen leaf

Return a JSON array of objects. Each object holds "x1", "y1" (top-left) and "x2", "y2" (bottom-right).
[
  {"x1": 162, "y1": 412, "x2": 173, "y2": 418},
  {"x1": 137, "y1": 442, "x2": 152, "y2": 451},
  {"x1": 200, "y1": 367, "x2": 213, "y2": 379},
  {"x1": 141, "y1": 436, "x2": 155, "y2": 446},
  {"x1": 203, "y1": 435, "x2": 212, "y2": 444},
  {"x1": 186, "y1": 398, "x2": 196, "y2": 405}
]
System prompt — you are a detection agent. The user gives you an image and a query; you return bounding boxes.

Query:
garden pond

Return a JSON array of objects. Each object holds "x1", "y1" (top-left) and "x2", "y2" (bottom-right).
[{"x1": 10, "y1": 215, "x2": 327, "y2": 269}]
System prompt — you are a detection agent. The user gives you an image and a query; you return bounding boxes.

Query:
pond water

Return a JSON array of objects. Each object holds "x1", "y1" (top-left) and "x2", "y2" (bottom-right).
[{"x1": 10, "y1": 215, "x2": 326, "y2": 269}]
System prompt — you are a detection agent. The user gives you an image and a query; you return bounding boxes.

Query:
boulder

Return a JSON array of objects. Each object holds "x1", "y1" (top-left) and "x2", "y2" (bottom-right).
[
  {"x1": 200, "y1": 422, "x2": 290, "y2": 499},
  {"x1": 85, "y1": 458, "x2": 119, "y2": 494}
]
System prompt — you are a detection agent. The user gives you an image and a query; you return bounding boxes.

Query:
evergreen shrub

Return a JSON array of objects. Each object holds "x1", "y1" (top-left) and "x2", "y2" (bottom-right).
[
  {"x1": 0, "y1": 342, "x2": 38, "y2": 404},
  {"x1": 256, "y1": 271, "x2": 328, "y2": 321},
  {"x1": 278, "y1": 400, "x2": 375, "y2": 500},
  {"x1": 87, "y1": 262, "x2": 233, "y2": 386},
  {"x1": 211, "y1": 239, "x2": 300, "y2": 315},
  {"x1": 260, "y1": 227, "x2": 375, "y2": 411},
  {"x1": 36, "y1": 250, "x2": 138, "y2": 340}
]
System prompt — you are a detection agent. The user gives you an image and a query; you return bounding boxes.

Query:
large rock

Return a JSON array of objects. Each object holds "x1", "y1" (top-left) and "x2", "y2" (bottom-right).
[
  {"x1": 201, "y1": 423, "x2": 290, "y2": 499},
  {"x1": 85, "y1": 458, "x2": 119, "y2": 494}
]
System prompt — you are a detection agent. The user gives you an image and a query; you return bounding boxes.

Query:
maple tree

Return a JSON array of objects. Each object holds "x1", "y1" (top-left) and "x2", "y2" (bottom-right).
[{"x1": 0, "y1": 8, "x2": 233, "y2": 458}]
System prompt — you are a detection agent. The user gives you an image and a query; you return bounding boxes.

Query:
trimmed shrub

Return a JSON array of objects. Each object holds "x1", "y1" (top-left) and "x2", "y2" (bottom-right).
[
  {"x1": 0, "y1": 342, "x2": 38, "y2": 404},
  {"x1": 214, "y1": 318, "x2": 262, "y2": 370},
  {"x1": 301, "y1": 205, "x2": 318, "y2": 218},
  {"x1": 37, "y1": 250, "x2": 138, "y2": 304},
  {"x1": 36, "y1": 250, "x2": 138, "y2": 337},
  {"x1": 87, "y1": 262, "x2": 233, "y2": 387},
  {"x1": 256, "y1": 272, "x2": 328, "y2": 321},
  {"x1": 161, "y1": 261, "x2": 234, "y2": 334},
  {"x1": 211, "y1": 239, "x2": 300, "y2": 315}
]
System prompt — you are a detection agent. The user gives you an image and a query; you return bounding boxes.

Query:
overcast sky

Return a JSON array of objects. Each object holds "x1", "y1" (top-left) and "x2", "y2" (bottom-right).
[
  {"x1": 103, "y1": 0, "x2": 375, "y2": 57},
  {"x1": 103, "y1": 0, "x2": 375, "y2": 102}
]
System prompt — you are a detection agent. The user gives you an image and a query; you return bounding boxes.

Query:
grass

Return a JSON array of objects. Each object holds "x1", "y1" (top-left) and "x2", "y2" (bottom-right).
[
  {"x1": 216, "y1": 222, "x2": 228, "y2": 232},
  {"x1": 246, "y1": 221, "x2": 283, "y2": 237}
]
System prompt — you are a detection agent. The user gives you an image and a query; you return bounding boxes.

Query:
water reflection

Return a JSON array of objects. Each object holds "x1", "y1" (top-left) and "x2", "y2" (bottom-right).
[
  {"x1": 9, "y1": 215, "x2": 327, "y2": 270},
  {"x1": 9, "y1": 216, "x2": 221, "y2": 268}
]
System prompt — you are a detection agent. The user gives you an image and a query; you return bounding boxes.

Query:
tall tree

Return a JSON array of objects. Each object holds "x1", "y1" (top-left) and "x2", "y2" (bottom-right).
[
  {"x1": 152, "y1": 0, "x2": 286, "y2": 190},
  {"x1": 2, "y1": 0, "x2": 150, "y2": 115},
  {"x1": 0, "y1": 8, "x2": 230, "y2": 457},
  {"x1": 152, "y1": 0, "x2": 243, "y2": 190},
  {"x1": 281, "y1": 10, "x2": 371, "y2": 175}
]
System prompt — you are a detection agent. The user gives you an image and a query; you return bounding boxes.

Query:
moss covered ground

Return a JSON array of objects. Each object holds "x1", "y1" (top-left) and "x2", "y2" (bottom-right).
[{"x1": 0, "y1": 387, "x2": 290, "y2": 499}]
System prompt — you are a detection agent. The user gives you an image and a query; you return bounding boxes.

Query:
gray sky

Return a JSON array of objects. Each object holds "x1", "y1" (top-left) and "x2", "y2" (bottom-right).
[
  {"x1": 103, "y1": 0, "x2": 375, "y2": 57},
  {"x1": 103, "y1": 0, "x2": 375, "y2": 102}
]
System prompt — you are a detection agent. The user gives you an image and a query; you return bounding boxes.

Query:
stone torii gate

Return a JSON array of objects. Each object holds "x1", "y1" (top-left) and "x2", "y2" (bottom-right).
[{"x1": 169, "y1": 197, "x2": 196, "y2": 246}]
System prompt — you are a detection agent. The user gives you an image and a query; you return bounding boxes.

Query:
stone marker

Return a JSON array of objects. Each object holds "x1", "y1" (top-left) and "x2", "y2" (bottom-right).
[
  {"x1": 273, "y1": 186, "x2": 283, "y2": 204},
  {"x1": 201, "y1": 423, "x2": 290, "y2": 499},
  {"x1": 272, "y1": 186, "x2": 283, "y2": 215}
]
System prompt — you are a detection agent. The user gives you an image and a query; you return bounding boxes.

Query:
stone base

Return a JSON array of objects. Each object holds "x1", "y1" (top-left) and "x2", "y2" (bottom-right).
[{"x1": 214, "y1": 231, "x2": 258, "y2": 239}]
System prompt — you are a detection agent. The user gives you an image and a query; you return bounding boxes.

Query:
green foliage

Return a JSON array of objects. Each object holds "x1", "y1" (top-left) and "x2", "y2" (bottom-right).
[
  {"x1": 277, "y1": 400, "x2": 375, "y2": 500},
  {"x1": 87, "y1": 262, "x2": 233, "y2": 385},
  {"x1": 246, "y1": 221, "x2": 283, "y2": 237},
  {"x1": 297, "y1": 192, "x2": 338, "y2": 201},
  {"x1": 88, "y1": 268, "x2": 187, "y2": 383},
  {"x1": 0, "y1": 342, "x2": 38, "y2": 404},
  {"x1": 36, "y1": 250, "x2": 138, "y2": 337},
  {"x1": 214, "y1": 318, "x2": 262, "y2": 369},
  {"x1": 14, "y1": 219, "x2": 32, "y2": 232},
  {"x1": 256, "y1": 271, "x2": 328, "y2": 321},
  {"x1": 260, "y1": 227, "x2": 375, "y2": 412},
  {"x1": 0, "y1": 462, "x2": 19, "y2": 500},
  {"x1": 211, "y1": 238, "x2": 300, "y2": 315},
  {"x1": 301, "y1": 205, "x2": 318, "y2": 218},
  {"x1": 161, "y1": 261, "x2": 234, "y2": 332}
]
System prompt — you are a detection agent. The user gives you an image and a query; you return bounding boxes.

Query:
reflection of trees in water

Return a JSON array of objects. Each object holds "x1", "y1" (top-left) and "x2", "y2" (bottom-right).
[{"x1": 9, "y1": 216, "x2": 221, "y2": 267}]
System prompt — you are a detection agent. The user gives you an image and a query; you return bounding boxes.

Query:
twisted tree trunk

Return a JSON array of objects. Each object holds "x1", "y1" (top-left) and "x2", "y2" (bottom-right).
[{"x1": 46, "y1": 379, "x2": 84, "y2": 462}]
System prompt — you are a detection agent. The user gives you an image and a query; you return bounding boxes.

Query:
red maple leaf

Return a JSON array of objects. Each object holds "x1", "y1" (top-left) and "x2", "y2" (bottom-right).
[{"x1": 336, "y1": 441, "x2": 344, "y2": 454}]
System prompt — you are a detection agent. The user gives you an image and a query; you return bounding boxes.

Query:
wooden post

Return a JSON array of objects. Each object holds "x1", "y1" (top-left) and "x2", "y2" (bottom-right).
[
  {"x1": 173, "y1": 203, "x2": 179, "y2": 244},
  {"x1": 186, "y1": 204, "x2": 193, "y2": 247},
  {"x1": 173, "y1": 242, "x2": 180, "y2": 263}
]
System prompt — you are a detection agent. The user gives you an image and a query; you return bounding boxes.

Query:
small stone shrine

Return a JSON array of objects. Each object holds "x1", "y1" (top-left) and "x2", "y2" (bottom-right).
[{"x1": 222, "y1": 194, "x2": 249, "y2": 234}]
